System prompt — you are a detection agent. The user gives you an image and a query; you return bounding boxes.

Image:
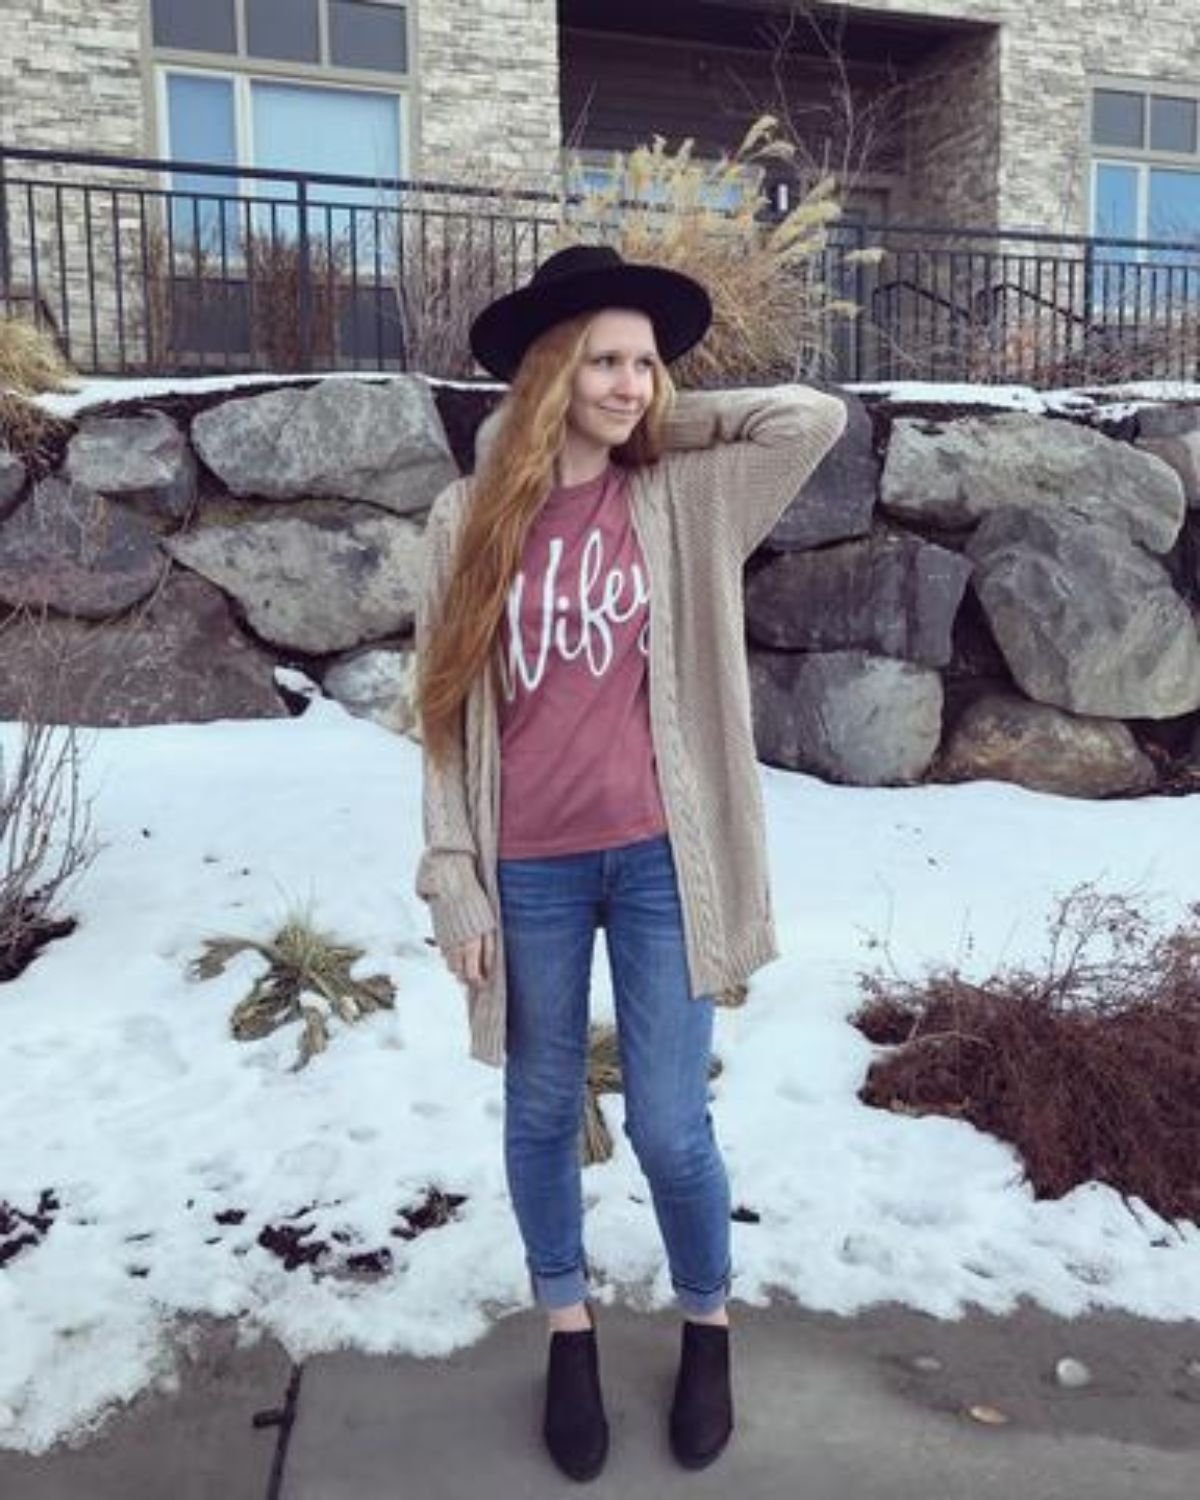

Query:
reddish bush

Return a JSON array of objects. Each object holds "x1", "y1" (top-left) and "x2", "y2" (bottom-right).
[{"x1": 852, "y1": 888, "x2": 1200, "y2": 1225}]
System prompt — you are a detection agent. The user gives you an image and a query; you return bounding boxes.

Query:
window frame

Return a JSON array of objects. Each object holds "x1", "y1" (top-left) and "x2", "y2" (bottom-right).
[
  {"x1": 147, "y1": 0, "x2": 411, "y2": 85},
  {"x1": 155, "y1": 62, "x2": 409, "y2": 276},
  {"x1": 157, "y1": 64, "x2": 409, "y2": 182},
  {"x1": 1087, "y1": 77, "x2": 1200, "y2": 248},
  {"x1": 564, "y1": 150, "x2": 764, "y2": 217}
]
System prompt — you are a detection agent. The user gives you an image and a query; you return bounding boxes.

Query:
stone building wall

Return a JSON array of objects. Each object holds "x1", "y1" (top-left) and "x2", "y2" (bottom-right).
[
  {"x1": 834, "y1": 0, "x2": 1200, "y2": 234},
  {"x1": 0, "y1": 0, "x2": 146, "y2": 155},
  {"x1": 900, "y1": 27, "x2": 1001, "y2": 229},
  {"x1": 414, "y1": 0, "x2": 562, "y2": 188},
  {"x1": 0, "y1": 0, "x2": 149, "y2": 371}
]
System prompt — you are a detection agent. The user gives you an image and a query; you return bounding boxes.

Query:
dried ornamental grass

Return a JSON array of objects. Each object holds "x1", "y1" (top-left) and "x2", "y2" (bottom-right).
[
  {"x1": 561, "y1": 116, "x2": 881, "y2": 385},
  {"x1": 583, "y1": 1022, "x2": 724, "y2": 1166},
  {"x1": 0, "y1": 392, "x2": 72, "y2": 477},
  {"x1": 0, "y1": 316, "x2": 75, "y2": 396},
  {"x1": 190, "y1": 917, "x2": 395, "y2": 1070},
  {"x1": 852, "y1": 886, "x2": 1200, "y2": 1225}
]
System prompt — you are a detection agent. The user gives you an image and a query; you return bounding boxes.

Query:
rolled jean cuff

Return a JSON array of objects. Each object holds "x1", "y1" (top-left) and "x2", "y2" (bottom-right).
[
  {"x1": 674, "y1": 1267, "x2": 732, "y2": 1317},
  {"x1": 529, "y1": 1262, "x2": 589, "y2": 1310}
]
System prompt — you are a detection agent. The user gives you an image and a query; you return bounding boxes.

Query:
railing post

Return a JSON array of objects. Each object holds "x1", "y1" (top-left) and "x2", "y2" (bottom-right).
[
  {"x1": 296, "y1": 174, "x2": 312, "y2": 372},
  {"x1": 0, "y1": 148, "x2": 10, "y2": 303},
  {"x1": 852, "y1": 220, "x2": 867, "y2": 383},
  {"x1": 1082, "y1": 234, "x2": 1096, "y2": 332}
]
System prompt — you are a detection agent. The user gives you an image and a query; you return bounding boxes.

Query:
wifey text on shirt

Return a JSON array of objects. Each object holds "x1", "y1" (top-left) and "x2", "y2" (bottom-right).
[{"x1": 500, "y1": 528, "x2": 650, "y2": 702}]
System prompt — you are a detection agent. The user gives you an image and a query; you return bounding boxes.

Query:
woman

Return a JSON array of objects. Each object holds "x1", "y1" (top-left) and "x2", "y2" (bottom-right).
[{"x1": 415, "y1": 244, "x2": 846, "y2": 1481}]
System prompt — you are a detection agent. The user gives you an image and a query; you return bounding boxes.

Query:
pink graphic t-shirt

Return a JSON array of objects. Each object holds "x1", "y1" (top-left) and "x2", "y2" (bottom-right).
[{"x1": 497, "y1": 463, "x2": 668, "y2": 858}]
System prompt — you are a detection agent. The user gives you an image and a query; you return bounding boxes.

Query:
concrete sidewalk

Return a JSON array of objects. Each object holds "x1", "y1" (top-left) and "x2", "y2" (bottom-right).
[{"x1": 2, "y1": 1302, "x2": 1199, "y2": 1499}]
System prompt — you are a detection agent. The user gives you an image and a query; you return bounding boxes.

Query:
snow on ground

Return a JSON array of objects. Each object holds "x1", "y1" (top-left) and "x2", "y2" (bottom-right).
[
  {"x1": 21, "y1": 369, "x2": 502, "y2": 419},
  {"x1": 18, "y1": 371, "x2": 1200, "y2": 423},
  {"x1": 1, "y1": 701, "x2": 1198, "y2": 1453}
]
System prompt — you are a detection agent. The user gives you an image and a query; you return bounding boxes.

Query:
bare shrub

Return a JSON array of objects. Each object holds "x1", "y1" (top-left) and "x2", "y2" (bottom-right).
[
  {"x1": 244, "y1": 230, "x2": 349, "y2": 371},
  {"x1": 852, "y1": 885, "x2": 1200, "y2": 1225},
  {"x1": 561, "y1": 117, "x2": 880, "y2": 386},
  {"x1": 387, "y1": 176, "x2": 557, "y2": 379},
  {"x1": 0, "y1": 609, "x2": 97, "y2": 981},
  {"x1": 753, "y1": 1, "x2": 909, "y2": 204},
  {"x1": 959, "y1": 311, "x2": 1200, "y2": 387},
  {"x1": 140, "y1": 222, "x2": 349, "y2": 373}
]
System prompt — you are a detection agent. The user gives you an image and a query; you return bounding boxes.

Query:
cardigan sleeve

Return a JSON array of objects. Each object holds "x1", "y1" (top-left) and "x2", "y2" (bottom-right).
[
  {"x1": 658, "y1": 384, "x2": 848, "y2": 558},
  {"x1": 413, "y1": 483, "x2": 497, "y2": 952}
]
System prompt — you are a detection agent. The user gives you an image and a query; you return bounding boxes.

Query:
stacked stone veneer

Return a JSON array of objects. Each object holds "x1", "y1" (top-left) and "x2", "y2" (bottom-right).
[
  {"x1": 0, "y1": 0, "x2": 146, "y2": 154},
  {"x1": 415, "y1": 0, "x2": 561, "y2": 187},
  {"x1": 833, "y1": 0, "x2": 1200, "y2": 234},
  {"x1": 3, "y1": 374, "x2": 1200, "y2": 803},
  {"x1": 1, "y1": 0, "x2": 148, "y2": 369}
]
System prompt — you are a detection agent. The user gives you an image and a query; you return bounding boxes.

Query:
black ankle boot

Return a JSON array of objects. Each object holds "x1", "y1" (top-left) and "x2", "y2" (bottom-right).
[
  {"x1": 543, "y1": 1324, "x2": 609, "y2": 1482},
  {"x1": 669, "y1": 1321, "x2": 734, "y2": 1470}
]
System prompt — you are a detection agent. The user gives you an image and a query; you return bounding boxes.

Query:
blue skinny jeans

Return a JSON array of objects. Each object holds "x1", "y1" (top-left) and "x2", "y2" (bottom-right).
[{"x1": 497, "y1": 832, "x2": 731, "y2": 1316}]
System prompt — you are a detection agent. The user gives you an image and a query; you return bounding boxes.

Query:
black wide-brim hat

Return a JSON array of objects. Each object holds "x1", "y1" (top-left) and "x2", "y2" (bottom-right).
[{"x1": 469, "y1": 244, "x2": 712, "y2": 382}]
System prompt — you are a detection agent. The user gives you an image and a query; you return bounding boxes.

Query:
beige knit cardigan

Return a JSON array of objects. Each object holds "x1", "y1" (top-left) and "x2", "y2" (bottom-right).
[{"x1": 414, "y1": 384, "x2": 848, "y2": 1067}]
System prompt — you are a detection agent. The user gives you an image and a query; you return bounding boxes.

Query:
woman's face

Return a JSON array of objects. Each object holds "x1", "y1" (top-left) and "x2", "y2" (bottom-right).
[{"x1": 565, "y1": 309, "x2": 659, "y2": 452}]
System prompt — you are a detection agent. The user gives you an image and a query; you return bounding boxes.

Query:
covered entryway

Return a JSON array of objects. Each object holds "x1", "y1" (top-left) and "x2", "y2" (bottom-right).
[{"x1": 559, "y1": 0, "x2": 1000, "y2": 228}]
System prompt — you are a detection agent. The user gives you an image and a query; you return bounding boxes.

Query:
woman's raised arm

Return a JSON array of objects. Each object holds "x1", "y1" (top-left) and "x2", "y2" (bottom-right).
[{"x1": 660, "y1": 384, "x2": 847, "y2": 558}]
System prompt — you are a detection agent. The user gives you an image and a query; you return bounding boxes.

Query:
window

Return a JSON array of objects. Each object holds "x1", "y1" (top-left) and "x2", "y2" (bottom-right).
[
  {"x1": 151, "y1": 0, "x2": 237, "y2": 55},
  {"x1": 1090, "y1": 83, "x2": 1200, "y2": 247},
  {"x1": 1089, "y1": 81, "x2": 1200, "y2": 313},
  {"x1": 161, "y1": 71, "x2": 402, "y2": 256},
  {"x1": 565, "y1": 158, "x2": 756, "y2": 216},
  {"x1": 154, "y1": 0, "x2": 409, "y2": 260},
  {"x1": 151, "y1": 0, "x2": 408, "y2": 75}
]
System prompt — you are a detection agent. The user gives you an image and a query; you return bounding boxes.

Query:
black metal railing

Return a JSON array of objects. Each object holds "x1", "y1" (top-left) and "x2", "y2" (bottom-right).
[{"x1": 3, "y1": 144, "x2": 1200, "y2": 385}]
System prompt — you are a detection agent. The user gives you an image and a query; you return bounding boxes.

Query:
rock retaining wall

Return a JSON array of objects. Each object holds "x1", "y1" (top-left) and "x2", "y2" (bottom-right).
[{"x1": 4, "y1": 374, "x2": 1200, "y2": 801}]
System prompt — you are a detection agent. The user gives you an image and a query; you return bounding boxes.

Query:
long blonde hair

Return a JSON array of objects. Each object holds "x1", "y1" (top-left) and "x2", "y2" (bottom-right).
[{"x1": 418, "y1": 311, "x2": 676, "y2": 766}]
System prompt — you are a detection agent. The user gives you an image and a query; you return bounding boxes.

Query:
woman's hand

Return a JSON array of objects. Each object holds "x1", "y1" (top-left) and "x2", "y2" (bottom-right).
[{"x1": 443, "y1": 931, "x2": 496, "y2": 988}]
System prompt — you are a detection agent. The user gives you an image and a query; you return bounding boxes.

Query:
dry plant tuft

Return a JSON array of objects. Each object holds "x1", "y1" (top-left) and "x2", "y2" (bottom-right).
[
  {"x1": 852, "y1": 885, "x2": 1200, "y2": 1226},
  {"x1": 0, "y1": 392, "x2": 73, "y2": 477},
  {"x1": 582, "y1": 1022, "x2": 723, "y2": 1165},
  {"x1": 0, "y1": 316, "x2": 75, "y2": 396},
  {"x1": 190, "y1": 914, "x2": 395, "y2": 1070},
  {"x1": 560, "y1": 116, "x2": 880, "y2": 385}
]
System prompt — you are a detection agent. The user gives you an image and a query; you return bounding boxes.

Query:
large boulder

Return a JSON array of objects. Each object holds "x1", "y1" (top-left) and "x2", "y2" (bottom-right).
[
  {"x1": 165, "y1": 512, "x2": 426, "y2": 654},
  {"x1": 966, "y1": 506, "x2": 1200, "y2": 719},
  {"x1": 0, "y1": 447, "x2": 26, "y2": 518},
  {"x1": 65, "y1": 410, "x2": 197, "y2": 521},
  {"x1": 762, "y1": 389, "x2": 877, "y2": 551},
  {"x1": 323, "y1": 646, "x2": 419, "y2": 737},
  {"x1": 745, "y1": 531, "x2": 971, "y2": 667},
  {"x1": 0, "y1": 477, "x2": 164, "y2": 618},
  {"x1": 750, "y1": 648, "x2": 943, "y2": 785},
  {"x1": 940, "y1": 693, "x2": 1157, "y2": 798},
  {"x1": 191, "y1": 377, "x2": 457, "y2": 515},
  {"x1": 1136, "y1": 403, "x2": 1200, "y2": 508},
  {"x1": 882, "y1": 413, "x2": 1185, "y2": 553},
  {"x1": 0, "y1": 572, "x2": 286, "y2": 725}
]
